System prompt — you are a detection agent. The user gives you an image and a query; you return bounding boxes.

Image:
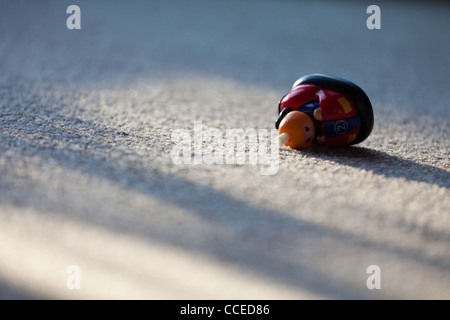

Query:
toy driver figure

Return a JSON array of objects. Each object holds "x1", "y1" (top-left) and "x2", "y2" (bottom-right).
[{"x1": 275, "y1": 74, "x2": 374, "y2": 149}]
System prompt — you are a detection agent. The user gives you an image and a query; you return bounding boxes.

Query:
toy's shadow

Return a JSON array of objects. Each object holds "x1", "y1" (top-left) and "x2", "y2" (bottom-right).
[{"x1": 302, "y1": 145, "x2": 449, "y2": 189}]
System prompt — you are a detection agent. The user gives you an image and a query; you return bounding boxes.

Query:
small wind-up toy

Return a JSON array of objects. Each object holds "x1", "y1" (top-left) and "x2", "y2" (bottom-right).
[{"x1": 276, "y1": 74, "x2": 374, "y2": 149}]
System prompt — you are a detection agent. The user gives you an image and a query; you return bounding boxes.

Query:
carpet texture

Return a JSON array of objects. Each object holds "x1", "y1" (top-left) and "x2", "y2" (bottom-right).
[{"x1": 0, "y1": 0, "x2": 449, "y2": 299}]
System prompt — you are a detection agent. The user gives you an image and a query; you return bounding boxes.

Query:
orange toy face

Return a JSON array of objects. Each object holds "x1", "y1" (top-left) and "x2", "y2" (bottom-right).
[{"x1": 278, "y1": 111, "x2": 315, "y2": 149}]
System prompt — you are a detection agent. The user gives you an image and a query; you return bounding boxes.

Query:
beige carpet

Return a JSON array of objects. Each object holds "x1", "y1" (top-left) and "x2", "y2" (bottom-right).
[{"x1": 0, "y1": 0, "x2": 449, "y2": 299}]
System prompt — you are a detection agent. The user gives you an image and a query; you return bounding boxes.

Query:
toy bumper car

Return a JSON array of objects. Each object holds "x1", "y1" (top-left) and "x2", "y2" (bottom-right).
[{"x1": 276, "y1": 74, "x2": 374, "y2": 149}]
